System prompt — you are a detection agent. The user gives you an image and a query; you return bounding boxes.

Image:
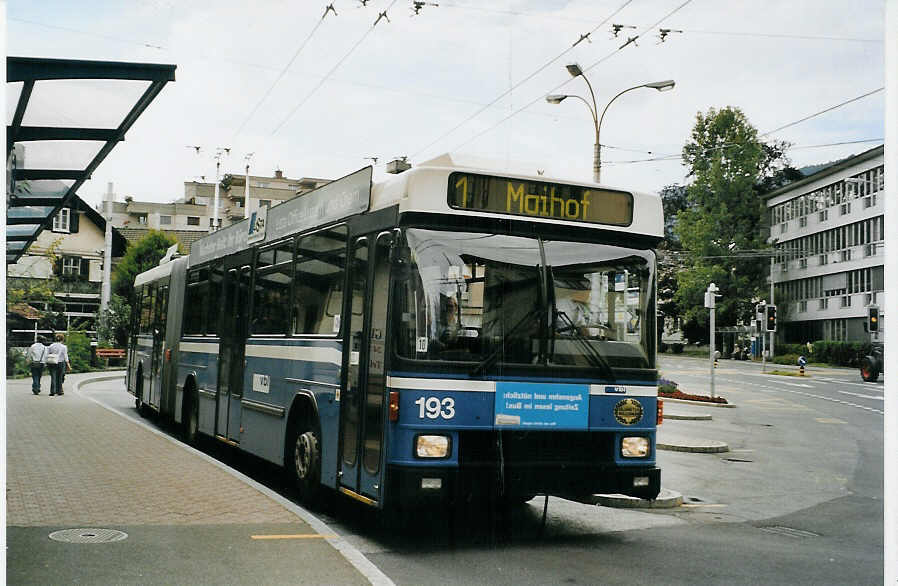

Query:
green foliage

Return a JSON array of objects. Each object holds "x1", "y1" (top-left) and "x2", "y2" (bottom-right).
[
  {"x1": 96, "y1": 294, "x2": 132, "y2": 348},
  {"x1": 811, "y1": 341, "x2": 873, "y2": 368},
  {"x1": 65, "y1": 330, "x2": 92, "y2": 373},
  {"x1": 671, "y1": 106, "x2": 799, "y2": 344},
  {"x1": 7, "y1": 348, "x2": 31, "y2": 378},
  {"x1": 112, "y1": 230, "x2": 179, "y2": 304},
  {"x1": 772, "y1": 353, "x2": 802, "y2": 366}
]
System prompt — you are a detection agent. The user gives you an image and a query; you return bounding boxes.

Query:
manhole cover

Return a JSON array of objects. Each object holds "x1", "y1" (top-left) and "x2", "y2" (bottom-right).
[{"x1": 49, "y1": 528, "x2": 128, "y2": 544}]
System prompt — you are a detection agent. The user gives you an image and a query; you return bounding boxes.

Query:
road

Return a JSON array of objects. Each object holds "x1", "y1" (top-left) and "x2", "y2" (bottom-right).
[{"x1": 82, "y1": 356, "x2": 883, "y2": 585}]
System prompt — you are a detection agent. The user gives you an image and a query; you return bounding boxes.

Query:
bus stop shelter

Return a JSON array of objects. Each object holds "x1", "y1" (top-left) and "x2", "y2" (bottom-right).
[{"x1": 7, "y1": 56, "x2": 176, "y2": 263}]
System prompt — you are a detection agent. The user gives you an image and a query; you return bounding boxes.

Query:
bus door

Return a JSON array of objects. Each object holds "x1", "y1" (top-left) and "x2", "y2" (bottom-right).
[
  {"x1": 148, "y1": 282, "x2": 168, "y2": 408},
  {"x1": 216, "y1": 251, "x2": 252, "y2": 443},
  {"x1": 339, "y1": 233, "x2": 392, "y2": 502}
]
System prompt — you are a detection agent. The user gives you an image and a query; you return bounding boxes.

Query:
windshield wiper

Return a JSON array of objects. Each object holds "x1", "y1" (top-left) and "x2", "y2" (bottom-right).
[
  {"x1": 554, "y1": 310, "x2": 617, "y2": 382},
  {"x1": 470, "y1": 307, "x2": 541, "y2": 377}
]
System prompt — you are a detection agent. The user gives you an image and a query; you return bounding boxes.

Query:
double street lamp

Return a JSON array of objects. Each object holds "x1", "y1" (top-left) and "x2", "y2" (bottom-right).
[{"x1": 547, "y1": 63, "x2": 675, "y2": 183}]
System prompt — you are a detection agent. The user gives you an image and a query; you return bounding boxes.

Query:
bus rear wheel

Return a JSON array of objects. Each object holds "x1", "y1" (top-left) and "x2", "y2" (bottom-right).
[{"x1": 287, "y1": 424, "x2": 321, "y2": 503}]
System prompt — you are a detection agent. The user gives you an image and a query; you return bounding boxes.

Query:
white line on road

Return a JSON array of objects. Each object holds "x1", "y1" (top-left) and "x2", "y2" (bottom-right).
[
  {"x1": 838, "y1": 390, "x2": 884, "y2": 401},
  {"x1": 754, "y1": 384, "x2": 883, "y2": 415},
  {"x1": 780, "y1": 382, "x2": 814, "y2": 388}
]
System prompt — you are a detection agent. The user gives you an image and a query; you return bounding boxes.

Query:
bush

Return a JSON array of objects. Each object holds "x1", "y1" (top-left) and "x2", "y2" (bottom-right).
[
  {"x1": 811, "y1": 341, "x2": 873, "y2": 368},
  {"x1": 772, "y1": 353, "x2": 801, "y2": 366},
  {"x1": 65, "y1": 330, "x2": 92, "y2": 373},
  {"x1": 776, "y1": 343, "x2": 808, "y2": 357},
  {"x1": 7, "y1": 347, "x2": 31, "y2": 378}
]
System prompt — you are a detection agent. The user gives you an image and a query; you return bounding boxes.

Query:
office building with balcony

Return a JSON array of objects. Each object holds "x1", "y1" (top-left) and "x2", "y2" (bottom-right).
[{"x1": 765, "y1": 145, "x2": 884, "y2": 343}]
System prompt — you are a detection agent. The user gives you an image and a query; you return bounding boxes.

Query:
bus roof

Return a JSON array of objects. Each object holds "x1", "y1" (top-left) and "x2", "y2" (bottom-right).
[{"x1": 371, "y1": 153, "x2": 664, "y2": 239}]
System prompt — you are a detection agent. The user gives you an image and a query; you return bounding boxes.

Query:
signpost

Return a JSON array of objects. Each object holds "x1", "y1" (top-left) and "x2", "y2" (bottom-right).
[{"x1": 705, "y1": 283, "x2": 720, "y2": 398}]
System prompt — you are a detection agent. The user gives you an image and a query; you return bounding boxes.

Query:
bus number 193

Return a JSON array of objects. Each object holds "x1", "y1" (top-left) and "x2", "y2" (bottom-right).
[{"x1": 415, "y1": 396, "x2": 455, "y2": 419}]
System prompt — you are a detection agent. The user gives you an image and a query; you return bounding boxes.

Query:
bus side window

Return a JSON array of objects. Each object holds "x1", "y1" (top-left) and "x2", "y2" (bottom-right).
[
  {"x1": 139, "y1": 285, "x2": 155, "y2": 335},
  {"x1": 207, "y1": 262, "x2": 223, "y2": 335},
  {"x1": 292, "y1": 225, "x2": 347, "y2": 336},
  {"x1": 184, "y1": 268, "x2": 208, "y2": 336}
]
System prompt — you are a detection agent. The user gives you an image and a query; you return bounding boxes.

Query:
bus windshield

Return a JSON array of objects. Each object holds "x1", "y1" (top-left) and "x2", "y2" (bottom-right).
[{"x1": 394, "y1": 229, "x2": 655, "y2": 374}]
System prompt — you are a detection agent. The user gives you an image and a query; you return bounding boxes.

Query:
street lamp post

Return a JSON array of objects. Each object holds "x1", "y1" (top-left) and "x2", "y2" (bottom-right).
[{"x1": 546, "y1": 64, "x2": 674, "y2": 183}]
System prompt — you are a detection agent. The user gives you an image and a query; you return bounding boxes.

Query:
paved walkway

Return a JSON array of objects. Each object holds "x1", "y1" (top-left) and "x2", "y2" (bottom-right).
[{"x1": 5, "y1": 373, "x2": 378, "y2": 584}]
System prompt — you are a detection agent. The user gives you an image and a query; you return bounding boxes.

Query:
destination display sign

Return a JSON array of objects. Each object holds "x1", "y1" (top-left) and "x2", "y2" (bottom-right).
[
  {"x1": 448, "y1": 172, "x2": 632, "y2": 226},
  {"x1": 190, "y1": 166, "x2": 371, "y2": 266}
]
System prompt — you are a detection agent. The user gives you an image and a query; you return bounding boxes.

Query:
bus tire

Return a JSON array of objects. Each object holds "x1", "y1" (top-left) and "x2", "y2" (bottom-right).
[
  {"x1": 183, "y1": 383, "x2": 200, "y2": 446},
  {"x1": 860, "y1": 357, "x2": 879, "y2": 382},
  {"x1": 286, "y1": 423, "x2": 321, "y2": 503}
]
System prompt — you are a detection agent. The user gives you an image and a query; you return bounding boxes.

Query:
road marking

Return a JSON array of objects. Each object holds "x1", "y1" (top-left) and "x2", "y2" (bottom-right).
[
  {"x1": 815, "y1": 417, "x2": 847, "y2": 424},
  {"x1": 817, "y1": 378, "x2": 883, "y2": 388},
  {"x1": 838, "y1": 390, "x2": 883, "y2": 401},
  {"x1": 754, "y1": 385, "x2": 883, "y2": 415},
  {"x1": 780, "y1": 382, "x2": 813, "y2": 388},
  {"x1": 681, "y1": 503, "x2": 728, "y2": 508},
  {"x1": 251, "y1": 534, "x2": 334, "y2": 540}
]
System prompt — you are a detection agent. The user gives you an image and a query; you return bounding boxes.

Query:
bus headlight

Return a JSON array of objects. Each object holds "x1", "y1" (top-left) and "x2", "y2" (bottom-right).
[
  {"x1": 621, "y1": 436, "x2": 649, "y2": 458},
  {"x1": 415, "y1": 435, "x2": 450, "y2": 458}
]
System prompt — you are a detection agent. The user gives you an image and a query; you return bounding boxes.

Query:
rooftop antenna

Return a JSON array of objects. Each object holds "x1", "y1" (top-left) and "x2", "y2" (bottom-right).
[
  {"x1": 243, "y1": 152, "x2": 254, "y2": 219},
  {"x1": 657, "y1": 28, "x2": 683, "y2": 43}
]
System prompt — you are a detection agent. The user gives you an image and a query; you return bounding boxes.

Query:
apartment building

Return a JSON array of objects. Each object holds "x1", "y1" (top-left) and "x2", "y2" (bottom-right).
[
  {"x1": 106, "y1": 170, "x2": 330, "y2": 252},
  {"x1": 765, "y1": 145, "x2": 884, "y2": 343}
]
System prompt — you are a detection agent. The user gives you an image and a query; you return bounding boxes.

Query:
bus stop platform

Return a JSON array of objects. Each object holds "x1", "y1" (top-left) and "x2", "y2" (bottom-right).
[{"x1": 5, "y1": 372, "x2": 388, "y2": 585}]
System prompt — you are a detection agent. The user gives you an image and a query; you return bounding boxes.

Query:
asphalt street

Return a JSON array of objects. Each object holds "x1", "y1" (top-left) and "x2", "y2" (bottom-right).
[{"x1": 71, "y1": 356, "x2": 883, "y2": 585}]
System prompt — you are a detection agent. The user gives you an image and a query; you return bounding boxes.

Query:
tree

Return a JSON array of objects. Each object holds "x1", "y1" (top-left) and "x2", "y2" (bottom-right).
[
  {"x1": 111, "y1": 230, "x2": 179, "y2": 304},
  {"x1": 656, "y1": 184, "x2": 689, "y2": 339},
  {"x1": 672, "y1": 106, "x2": 800, "y2": 343},
  {"x1": 96, "y1": 293, "x2": 131, "y2": 348}
]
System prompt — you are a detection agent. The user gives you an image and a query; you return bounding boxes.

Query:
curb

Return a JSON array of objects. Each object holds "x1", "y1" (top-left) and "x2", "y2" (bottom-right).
[
  {"x1": 592, "y1": 488, "x2": 683, "y2": 509},
  {"x1": 663, "y1": 412, "x2": 712, "y2": 421},
  {"x1": 73, "y1": 372, "x2": 126, "y2": 393},
  {"x1": 657, "y1": 438, "x2": 729, "y2": 453},
  {"x1": 661, "y1": 397, "x2": 736, "y2": 408}
]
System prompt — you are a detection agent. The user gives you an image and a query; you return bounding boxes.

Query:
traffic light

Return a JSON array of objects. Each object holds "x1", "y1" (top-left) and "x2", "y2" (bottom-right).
[
  {"x1": 868, "y1": 306, "x2": 880, "y2": 333},
  {"x1": 765, "y1": 305, "x2": 777, "y2": 332}
]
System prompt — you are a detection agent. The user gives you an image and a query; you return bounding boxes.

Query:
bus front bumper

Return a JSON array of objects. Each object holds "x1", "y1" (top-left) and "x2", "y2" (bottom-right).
[{"x1": 387, "y1": 464, "x2": 661, "y2": 508}]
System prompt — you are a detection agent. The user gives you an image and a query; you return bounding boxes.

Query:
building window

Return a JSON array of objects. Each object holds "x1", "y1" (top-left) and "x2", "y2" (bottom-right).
[
  {"x1": 62, "y1": 256, "x2": 80, "y2": 276},
  {"x1": 864, "y1": 195, "x2": 876, "y2": 208},
  {"x1": 799, "y1": 258, "x2": 807, "y2": 269},
  {"x1": 187, "y1": 216, "x2": 200, "y2": 226},
  {"x1": 799, "y1": 300, "x2": 807, "y2": 312},
  {"x1": 259, "y1": 199, "x2": 271, "y2": 208},
  {"x1": 137, "y1": 214, "x2": 148, "y2": 225},
  {"x1": 819, "y1": 254, "x2": 828, "y2": 266},
  {"x1": 160, "y1": 215, "x2": 172, "y2": 225},
  {"x1": 819, "y1": 210, "x2": 828, "y2": 222},
  {"x1": 840, "y1": 295, "x2": 851, "y2": 308},
  {"x1": 52, "y1": 208, "x2": 71, "y2": 232},
  {"x1": 864, "y1": 243, "x2": 876, "y2": 257},
  {"x1": 840, "y1": 202, "x2": 851, "y2": 215},
  {"x1": 799, "y1": 216, "x2": 807, "y2": 228},
  {"x1": 780, "y1": 223, "x2": 787, "y2": 234}
]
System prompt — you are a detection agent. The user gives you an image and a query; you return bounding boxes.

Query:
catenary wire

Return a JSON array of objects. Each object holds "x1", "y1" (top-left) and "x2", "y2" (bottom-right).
[
  {"x1": 233, "y1": 7, "x2": 334, "y2": 138},
  {"x1": 443, "y1": 0, "x2": 694, "y2": 156},
  {"x1": 270, "y1": 0, "x2": 401, "y2": 136},
  {"x1": 409, "y1": 0, "x2": 634, "y2": 160}
]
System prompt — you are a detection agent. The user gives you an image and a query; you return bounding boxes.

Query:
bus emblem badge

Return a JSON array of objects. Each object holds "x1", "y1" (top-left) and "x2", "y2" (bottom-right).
[{"x1": 613, "y1": 399, "x2": 643, "y2": 425}]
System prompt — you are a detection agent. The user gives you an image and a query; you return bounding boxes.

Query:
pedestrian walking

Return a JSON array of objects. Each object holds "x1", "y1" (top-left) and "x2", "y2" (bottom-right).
[
  {"x1": 26, "y1": 337, "x2": 48, "y2": 395},
  {"x1": 46, "y1": 333, "x2": 71, "y2": 397}
]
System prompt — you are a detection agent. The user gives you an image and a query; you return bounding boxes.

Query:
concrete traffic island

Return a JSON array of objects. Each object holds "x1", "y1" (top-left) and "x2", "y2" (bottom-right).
[
  {"x1": 591, "y1": 488, "x2": 683, "y2": 509},
  {"x1": 663, "y1": 411, "x2": 712, "y2": 421}
]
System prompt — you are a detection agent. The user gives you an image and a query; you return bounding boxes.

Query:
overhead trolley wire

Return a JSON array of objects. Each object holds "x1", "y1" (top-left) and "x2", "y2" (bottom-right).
[
  {"x1": 270, "y1": 0, "x2": 401, "y2": 136},
  {"x1": 409, "y1": 0, "x2": 636, "y2": 159},
  {"x1": 233, "y1": 5, "x2": 336, "y2": 138},
  {"x1": 677, "y1": 28, "x2": 882, "y2": 44},
  {"x1": 759, "y1": 87, "x2": 884, "y2": 137},
  {"x1": 442, "y1": 0, "x2": 694, "y2": 156}
]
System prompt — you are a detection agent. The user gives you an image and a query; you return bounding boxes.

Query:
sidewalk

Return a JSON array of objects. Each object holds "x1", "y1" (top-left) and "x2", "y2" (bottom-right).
[{"x1": 5, "y1": 372, "x2": 379, "y2": 585}]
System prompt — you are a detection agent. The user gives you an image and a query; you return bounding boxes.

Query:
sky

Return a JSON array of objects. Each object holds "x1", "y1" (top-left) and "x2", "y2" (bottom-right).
[{"x1": 6, "y1": 0, "x2": 886, "y2": 211}]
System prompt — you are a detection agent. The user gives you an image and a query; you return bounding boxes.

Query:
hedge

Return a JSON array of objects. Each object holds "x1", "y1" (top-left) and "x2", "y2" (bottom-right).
[{"x1": 774, "y1": 341, "x2": 875, "y2": 367}]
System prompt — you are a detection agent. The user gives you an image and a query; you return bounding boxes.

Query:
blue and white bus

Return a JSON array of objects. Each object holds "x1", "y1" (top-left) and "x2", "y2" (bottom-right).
[{"x1": 127, "y1": 154, "x2": 664, "y2": 509}]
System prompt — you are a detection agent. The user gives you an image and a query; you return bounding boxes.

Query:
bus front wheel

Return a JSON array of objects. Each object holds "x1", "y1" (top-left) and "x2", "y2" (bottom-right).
[{"x1": 287, "y1": 424, "x2": 321, "y2": 502}]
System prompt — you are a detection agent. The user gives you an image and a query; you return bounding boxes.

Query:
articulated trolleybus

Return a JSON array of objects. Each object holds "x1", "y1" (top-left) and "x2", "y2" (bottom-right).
[{"x1": 127, "y1": 154, "x2": 664, "y2": 510}]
